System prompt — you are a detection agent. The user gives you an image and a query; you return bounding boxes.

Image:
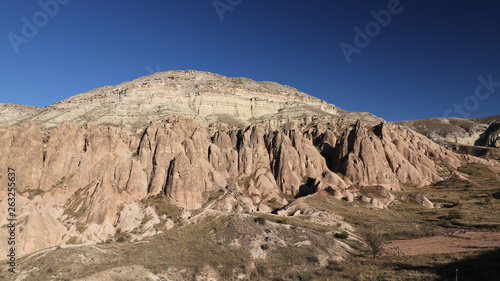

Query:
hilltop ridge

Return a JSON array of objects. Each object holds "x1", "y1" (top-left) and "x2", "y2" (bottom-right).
[{"x1": 1, "y1": 70, "x2": 347, "y2": 128}]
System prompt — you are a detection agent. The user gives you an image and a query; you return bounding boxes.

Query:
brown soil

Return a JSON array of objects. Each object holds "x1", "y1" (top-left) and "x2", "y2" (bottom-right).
[{"x1": 383, "y1": 228, "x2": 500, "y2": 256}]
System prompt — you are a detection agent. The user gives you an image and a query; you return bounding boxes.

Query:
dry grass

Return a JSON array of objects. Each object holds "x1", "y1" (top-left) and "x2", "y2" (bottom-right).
[
  {"x1": 308, "y1": 249, "x2": 500, "y2": 281},
  {"x1": 415, "y1": 163, "x2": 500, "y2": 229},
  {"x1": 140, "y1": 193, "x2": 181, "y2": 221},
  {"x1": 305, "y1": 163, "x2": 500, "y2": 241},
  {"x1": 2, "y1": 214, "x2": 342, "y2": 280},
  {"x1": 305, "y1": 193, "x2": 440, "y2": 241}
]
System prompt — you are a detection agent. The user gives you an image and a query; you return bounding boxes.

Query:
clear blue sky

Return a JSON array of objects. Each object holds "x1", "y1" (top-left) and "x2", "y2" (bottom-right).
[{"x1": 1, "y1": 0, "x2": 499, "y2": 121}]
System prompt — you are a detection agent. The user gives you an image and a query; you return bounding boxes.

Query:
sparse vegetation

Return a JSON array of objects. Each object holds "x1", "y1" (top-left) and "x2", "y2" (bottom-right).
[
  {"x1": 254, "y1": 217, "x2": 266, "y2": 225},
  {"x1": 363, "y1": 228, "x2": 385, "y2": 257},
  {"x1": 291, "y1": 272, "x2": 316, "y2": 280},
  {"x1": 64, "y1": 182, "x2": 93, "y2": 219},
  {"x1": 446, "y1": 210, "x2": 464, "y2": 220},
  {"x1": 494, "y1": 191, "x2": 500, "y2": 199},
  {"x1": 66, "y1": 236, "x2": 80, "y2": 245},
  {"x1": 278, "y1": 218, "x2": 289, "y2": 224},
  {"x1": 25, "y1": 188, "x2": 45, "y2": 199},
  {"x1": 311, "y1": 250, "x2": 500, "y2": 280},
  {"x1": 335, "y1": 231, "x2": 349, "y2": 239},
  {"x1": 76, "y1": 221, "x2": 87, "y2": 233},
  {"x1": 140, "y1": 193, "x2": 181, "y2": 221}
]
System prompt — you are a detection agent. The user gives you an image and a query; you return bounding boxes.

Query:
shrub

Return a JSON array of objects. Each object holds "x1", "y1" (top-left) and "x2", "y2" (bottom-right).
[
  {"x1": 363, "y1": 229, "x2": 385, "y2": 257},
  {"x1": 335, "y1": 231, "x2": 349, "y2": 239},
  {"x1": 438, "y1": 220, "x2": 451, "y2": 227},
  {"x1": 117, "y1": 237, "x2": 125, "y2": 243},
  {"x1": 254, "y1": 217, "x2": 266, "y2": 225},
  {"x1": 67, "y1": 236, "x2": 79, "y2": 244},
  {"x1": 493, "y1": 192, "x2": 500, "y2": 199},
  {"x1": 307, "y1": 256, "x2": 320, "y2": 263},
  {"x1": 446, "y1": 210, "x2": 464, "y2": 220},
  {"x1": 298, "y1": 272, "x2": 316, "y2": 281},
  {"x1": 327, "y1": 260, "x2": 345, "y2": 272},
  {"x1": 278, "y1": 218, "x2": 289, "y2": 224}
]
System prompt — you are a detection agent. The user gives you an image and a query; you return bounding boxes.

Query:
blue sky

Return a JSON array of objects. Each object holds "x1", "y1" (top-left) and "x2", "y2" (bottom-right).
[{"x1": 1, "y1": 0, "x2": 499, "y2": 121}]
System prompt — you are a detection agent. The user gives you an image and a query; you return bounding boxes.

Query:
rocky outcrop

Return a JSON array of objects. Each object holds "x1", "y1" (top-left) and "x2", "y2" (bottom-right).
[
  {"x1": 3, "y1": 116, "x2": 497, "y2": 256},
  {"x1": 1, "y1": 70, "x2": 338, "y2": 129},
  {"x1": 0, "y1": 104, "x2": 43, "y2": 126},
  {"x1": 267, "y1": 130, "x2": 329, "y2": 195},
  {"x1": 329, "y1": 121, "x2": 460, "y2": 190},
  {"x1": 39, "y1": 122, "x2": 86, "y2": 192},
  {"x1": 408, "y1": 193, "x2": 434, "y2": 208},
  {"x1": 395, "y1": 115, "x2": 500, "y2": 149},
  {"x1": 484, "y1": 122, "x2": 500, "y2": 148},
  {"x1": 358, "y1": 195, "x2": 386, "y2": 209},
  {"x1": 1, "y1": 71, "x2": 499, "y2": 258},
  {"x1": 165, "y1": 151, "x2": 208, "y2": 210},
  {"x1": 0, "y1": 123, "x2": 44, "y2": 193}
]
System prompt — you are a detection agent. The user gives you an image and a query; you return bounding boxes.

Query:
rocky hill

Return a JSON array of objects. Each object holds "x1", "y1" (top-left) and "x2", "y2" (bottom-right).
[
  {"x1": 2, "y1": 70, "x2": 342, "y2": 129},
  {"x1": 1, "y1": 70, "x2": 499, "y2": 280},
  {"x1": 395, "y1": 116, "x2": 500, "y2": 159},
  {"x1": 394, "y1": 115, "x2": 500, "y2": 148},
  {"x1": 0, "y1": 104, "x2": 44, "y2": 126}
]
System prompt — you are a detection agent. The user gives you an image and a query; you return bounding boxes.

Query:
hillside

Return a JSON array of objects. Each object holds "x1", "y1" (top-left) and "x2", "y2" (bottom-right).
[
  {"x1": 394, "y1": 116, "x2": 499, "y2": 145},
  {"x1": 395, "y1": 116, "x2": 500, "y2": 159},
  {"x1": 1, "y1": 71, "x2": 499, "y2": 280}
]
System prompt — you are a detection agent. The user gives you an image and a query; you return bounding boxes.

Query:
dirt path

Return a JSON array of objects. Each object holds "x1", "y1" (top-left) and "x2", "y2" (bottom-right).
[
  {"x1": 186, "y1": 188, "x2": 233, "y2": 224},
  {"x1": 383, "y1": 228, "x2": 500, "y2": 256}
]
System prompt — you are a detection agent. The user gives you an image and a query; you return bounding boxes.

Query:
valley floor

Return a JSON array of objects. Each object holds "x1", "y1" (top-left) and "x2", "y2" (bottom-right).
[{"x1": 383, "y1": 228, "x2": 500, "y2": 256}]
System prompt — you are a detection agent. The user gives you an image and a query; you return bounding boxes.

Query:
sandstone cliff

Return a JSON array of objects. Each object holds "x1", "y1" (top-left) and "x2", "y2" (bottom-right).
[{"x1": 1, "y1": 70, "x2": 499, "y2": 258}]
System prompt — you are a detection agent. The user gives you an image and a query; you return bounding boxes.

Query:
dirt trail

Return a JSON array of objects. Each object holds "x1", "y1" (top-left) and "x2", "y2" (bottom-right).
[
  {"x1": 383, "y1": 228, "x2": 500, "y2": 256},
  {"x1": 186, "y1": 188, "x2": 233, "y2": 224}
]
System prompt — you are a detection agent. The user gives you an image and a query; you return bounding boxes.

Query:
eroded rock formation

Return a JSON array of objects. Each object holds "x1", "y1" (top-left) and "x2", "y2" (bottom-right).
[{"x1": 1, "y1": 70, "x2": 498, "y2": 257}]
